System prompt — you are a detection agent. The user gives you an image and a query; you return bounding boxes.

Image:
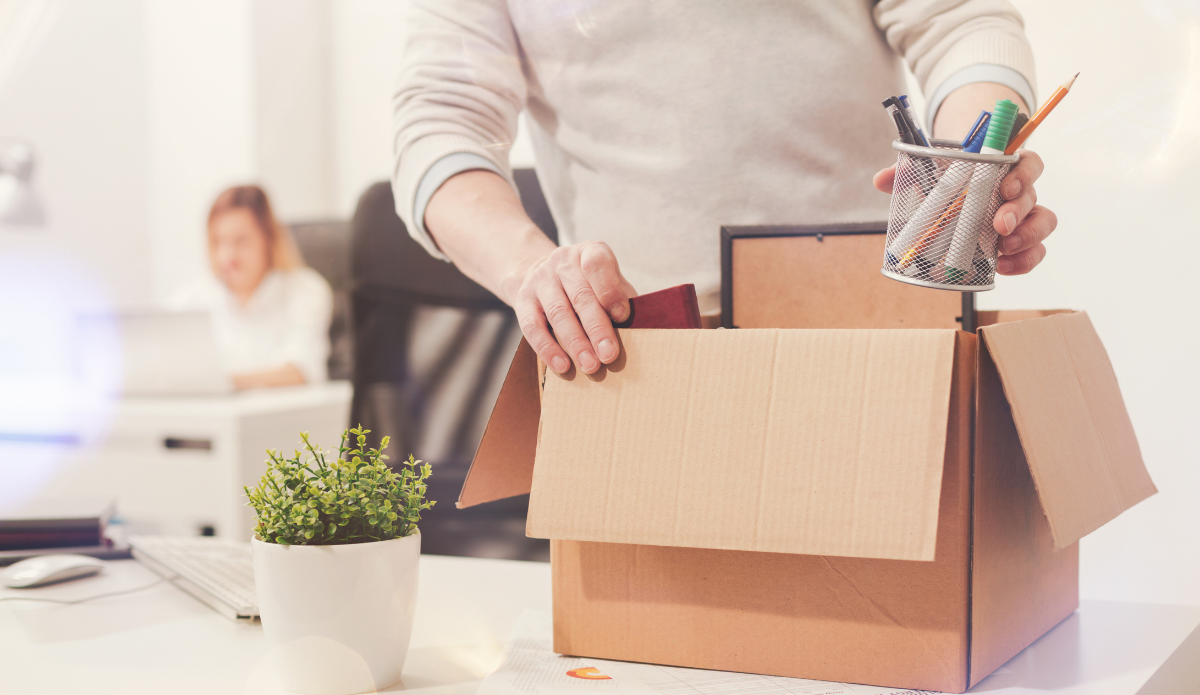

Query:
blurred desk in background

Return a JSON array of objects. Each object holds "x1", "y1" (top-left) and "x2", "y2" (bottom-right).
[{"x1": 14, "y1": 382, "x2": 351, "y2": 540}]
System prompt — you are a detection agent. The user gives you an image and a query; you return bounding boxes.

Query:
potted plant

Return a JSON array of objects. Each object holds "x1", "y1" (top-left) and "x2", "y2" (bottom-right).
[{"x1": 245, "y1": 427, "x2": 434, "y2": 695}]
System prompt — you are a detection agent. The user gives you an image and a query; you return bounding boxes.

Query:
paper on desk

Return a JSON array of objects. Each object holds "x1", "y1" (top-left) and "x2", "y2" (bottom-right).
[{"x1": 477, "y1": 610, "x2": 940, "y2": 695}]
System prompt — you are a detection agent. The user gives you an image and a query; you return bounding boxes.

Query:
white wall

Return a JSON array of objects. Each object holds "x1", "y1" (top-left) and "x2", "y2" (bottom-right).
[
  {"x1": 990, "y1": 0, "x2": 1200, "y2": 607},
  {"x1": 328, "y1": 0, "x2": 536, "y2": 219},
  {"x1": 253, "y1": 0, "x2": 336, "y2": 221},
  {"x1": 147, "y1": 0, "x2": 341, "y2": 302},
  {"x1": 144, "y1": 1, "x2": 257, "y2": 303},
  {"x1": 0, "y1": 0, "x2": 150, "y2": 305}
]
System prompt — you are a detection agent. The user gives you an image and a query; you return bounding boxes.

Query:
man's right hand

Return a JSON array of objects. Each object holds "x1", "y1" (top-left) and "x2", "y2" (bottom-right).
[
  {"x1": 504, "y1": 241, "x2": 636, "y2": 376},
  {"x1": 423, "y1": 170, "x2": 635, "y2": 377}
]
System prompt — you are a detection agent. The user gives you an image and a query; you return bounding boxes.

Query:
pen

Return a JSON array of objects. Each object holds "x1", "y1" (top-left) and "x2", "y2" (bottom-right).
[
  {"x1": 961, "y1": 111, "x2": 990, "y2": 153},
  {"x1": 899, "y1": 189, "x2": 967, "y2": 273},
  {"x1": 943, "y1": 99, "x2": 1019, "y2": 282},
  {"x1": 885, "y1": 96, "x2": 937, "y2": 194},
  {"x1": 884, "y1": 99, "x2": 916, "y2": 144},
  {"x1": 899, "y1": 95, "x2": 931, "y2": 147},
  {"x1": 962, "y1": 116, "x2": 990, "y2": 154},
  {"x1": 1006, "y1": 113, "x2": 1029, "y2": 148},
  {"x1": 1005, "y1": 72, "x2": 1078, "y2": 154},
  {"x1": 886, "y1": 157, "x2": 972, "y2": 264}
]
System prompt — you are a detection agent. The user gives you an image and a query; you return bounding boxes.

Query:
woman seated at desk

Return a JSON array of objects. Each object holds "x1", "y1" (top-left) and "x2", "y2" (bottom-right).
[{"x1": 172, "y1": 185, "x2": 333, "y2": 390}]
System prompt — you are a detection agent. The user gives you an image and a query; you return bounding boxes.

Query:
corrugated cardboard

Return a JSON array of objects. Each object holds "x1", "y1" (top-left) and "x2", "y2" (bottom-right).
[
  {"x1": 527, "y1": 328, "x2": 956, "y2": 561},
  {"x1": 461, "y1": 299, "x2": 1154, "y2": 692},
  {"x1": 969, "y1": 330, "x2": 1079, "y2": 686},
  {"x1": 551, "y1": 331, "x2": 978, "y2": 693},
  {"x1": 460, "y1": 285, "x2": 707, "y2": 509},
  {"x1": 457, "y1": 338, "x2": 540, "y2": 508},
  {"x1": 980, "y1": 312, "x2": 1157, "y2": 548}
]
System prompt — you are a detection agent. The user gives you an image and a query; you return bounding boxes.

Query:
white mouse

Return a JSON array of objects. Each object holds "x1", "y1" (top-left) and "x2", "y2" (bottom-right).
[{"x1": 2, "y1": 554, "x2": 107, "y2": 588}]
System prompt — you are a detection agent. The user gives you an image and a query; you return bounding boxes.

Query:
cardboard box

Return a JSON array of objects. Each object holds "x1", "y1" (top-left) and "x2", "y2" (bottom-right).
[{"x1": 459, "y1": 306, "x2": 1155, "y2": 693}]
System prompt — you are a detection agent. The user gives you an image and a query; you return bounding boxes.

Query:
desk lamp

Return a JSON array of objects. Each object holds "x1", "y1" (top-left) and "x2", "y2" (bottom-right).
[{"x1": 0, "y1": 140, "x2": 46, "y2": 227}]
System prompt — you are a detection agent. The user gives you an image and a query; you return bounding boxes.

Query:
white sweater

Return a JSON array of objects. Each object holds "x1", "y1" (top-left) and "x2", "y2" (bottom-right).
[
  {"x1": 170, "y1": 268, "x2": 333, "y2": 384},
  {"x1": 392, "y1": 0, "x2": 1036, "y2": 313}
]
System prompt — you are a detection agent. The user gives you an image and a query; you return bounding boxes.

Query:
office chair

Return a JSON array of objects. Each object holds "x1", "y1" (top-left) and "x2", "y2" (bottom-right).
[{"x1": 349, "y1": 170, "x2": 556, "y2": 561}]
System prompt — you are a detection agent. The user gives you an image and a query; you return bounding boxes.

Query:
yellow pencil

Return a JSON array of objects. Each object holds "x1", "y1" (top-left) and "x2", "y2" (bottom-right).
[{"x1": 1004, "y1": 72, "x2": 1078, "y2": 154}]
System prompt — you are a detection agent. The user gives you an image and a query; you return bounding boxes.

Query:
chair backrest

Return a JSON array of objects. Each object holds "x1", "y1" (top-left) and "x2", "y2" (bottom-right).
[
  {"x1": 349, "y1": 169, "x2": 556, "y2": 464},
  {"x1": 290, "y1": 219, "x2": 354, "y2": 380}
]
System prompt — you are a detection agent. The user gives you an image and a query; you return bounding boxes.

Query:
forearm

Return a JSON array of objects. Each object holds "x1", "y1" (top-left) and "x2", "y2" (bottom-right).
[
  {"x1": 932, "y1": 82, "x2": 1029, "y2": 141},
  {"x1": 423, "y1": 170, "x2": 557, "y2": 306}
]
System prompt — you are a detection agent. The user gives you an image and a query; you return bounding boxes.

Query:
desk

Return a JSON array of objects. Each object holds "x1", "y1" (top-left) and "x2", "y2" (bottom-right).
[
  {"x1": 2, "y1": 556, "x2": 1197, "y2": 695},
  {"x1": 9, "y1": 382, "x2": 352, "y2": 540}
]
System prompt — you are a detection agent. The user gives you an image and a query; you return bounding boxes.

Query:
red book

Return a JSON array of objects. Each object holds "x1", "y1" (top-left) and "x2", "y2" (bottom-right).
[{"x1": 616, "y1": 284, "x2": 702, "y2": 330}]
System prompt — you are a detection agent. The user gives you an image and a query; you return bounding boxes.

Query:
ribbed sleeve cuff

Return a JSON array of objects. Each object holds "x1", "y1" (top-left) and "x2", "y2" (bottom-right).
[
  {"x1": 923, "y1": 28, "x2": 1037, "y2": 120},
  {"x1": 392, "y1": 134, "x2": 516, "y2": 261},
  {"x1": 926, "y1": 64, "x2": 1037, "y2": 127}
]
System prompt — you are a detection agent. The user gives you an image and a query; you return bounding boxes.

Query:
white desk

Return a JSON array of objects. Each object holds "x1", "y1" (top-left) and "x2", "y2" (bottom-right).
[
  {"x1": 6, "y1": 382, "x2": 352, "y2": 540},
  {"x1": 2, "y1": 556, "x2": 1197, "y2": 695}
]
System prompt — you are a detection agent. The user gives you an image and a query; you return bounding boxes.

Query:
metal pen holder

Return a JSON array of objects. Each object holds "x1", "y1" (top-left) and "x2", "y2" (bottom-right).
[{"x1": 881, "y1": 138, "x2": 1020, "y2": 292}]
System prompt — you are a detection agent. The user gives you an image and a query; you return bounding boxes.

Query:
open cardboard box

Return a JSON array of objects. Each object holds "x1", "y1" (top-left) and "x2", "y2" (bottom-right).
[{"x1": 458, "y1": 285, "x2": 1156, "y2": 693}]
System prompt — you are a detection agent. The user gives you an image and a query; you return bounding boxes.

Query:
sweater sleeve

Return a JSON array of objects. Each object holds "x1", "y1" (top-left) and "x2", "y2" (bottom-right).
[
  {"x1": 873, "y1": 0, "x2": 1037, "y2": 124},
  {"x1": 392, "y1": 0, "x2": 526, "y2": 259}
]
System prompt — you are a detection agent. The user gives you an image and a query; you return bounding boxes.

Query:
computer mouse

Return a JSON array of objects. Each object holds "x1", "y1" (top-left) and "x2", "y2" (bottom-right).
[{"x1": 1, "y1": 554, "x2": 106, "y2": 588}]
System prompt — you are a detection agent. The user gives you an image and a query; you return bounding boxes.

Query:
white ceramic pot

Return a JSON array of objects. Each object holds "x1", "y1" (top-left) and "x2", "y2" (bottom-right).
[{"x1": 251, "y1": 533, "x2": 420, "y2": 695}]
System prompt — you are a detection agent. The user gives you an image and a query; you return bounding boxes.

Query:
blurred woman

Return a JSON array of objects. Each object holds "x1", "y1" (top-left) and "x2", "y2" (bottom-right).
[{"x1": 172, "y1": 185, "x2": 332, "y2": 389}]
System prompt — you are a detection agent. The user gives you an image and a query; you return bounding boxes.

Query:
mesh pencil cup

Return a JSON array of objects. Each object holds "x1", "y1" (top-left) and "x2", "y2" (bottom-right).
[{"x1": 881, "y1": 138, "x2": 1020, "y2": 291}]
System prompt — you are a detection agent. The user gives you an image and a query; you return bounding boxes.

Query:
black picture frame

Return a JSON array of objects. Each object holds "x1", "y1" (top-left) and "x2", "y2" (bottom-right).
[{"x1": 719, "y1": 222, "x2": 976, "y2": 333}]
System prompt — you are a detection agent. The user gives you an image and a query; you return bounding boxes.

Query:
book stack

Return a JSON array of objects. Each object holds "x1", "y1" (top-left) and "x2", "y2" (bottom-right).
[{"x1": 0, "y1": 497, "x2": 130, "y2": 565}]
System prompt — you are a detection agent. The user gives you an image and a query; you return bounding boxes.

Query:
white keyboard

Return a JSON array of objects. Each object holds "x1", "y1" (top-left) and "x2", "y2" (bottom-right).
[{"x1": 128, "y1": 535, "x2": 259, "y2": 622}]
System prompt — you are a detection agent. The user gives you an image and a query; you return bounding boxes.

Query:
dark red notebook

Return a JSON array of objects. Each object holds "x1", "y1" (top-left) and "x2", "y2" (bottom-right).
[{"x1": 616, "y1": 284, "x2": 703, "y2": 330}]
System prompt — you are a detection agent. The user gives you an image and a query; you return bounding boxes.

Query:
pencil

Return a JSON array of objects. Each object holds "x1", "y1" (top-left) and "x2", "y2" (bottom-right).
[
  {"x1": 1004, "y1": 72, "x2": 1078, "y2": 154},
  {"x1": 899, "y1": 189, "x2": 967, "y2": 268}
]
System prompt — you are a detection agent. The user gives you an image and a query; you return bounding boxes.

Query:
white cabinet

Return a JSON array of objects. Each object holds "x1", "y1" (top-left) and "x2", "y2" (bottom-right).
[{"x1": 11, "y1": 382, "x2": 352, "y2": 540}]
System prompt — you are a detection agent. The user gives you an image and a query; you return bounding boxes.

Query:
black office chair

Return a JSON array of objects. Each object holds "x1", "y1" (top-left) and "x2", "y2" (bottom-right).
[{"x1": 349, "y1": 170, "x2": 556, "y2": 561}]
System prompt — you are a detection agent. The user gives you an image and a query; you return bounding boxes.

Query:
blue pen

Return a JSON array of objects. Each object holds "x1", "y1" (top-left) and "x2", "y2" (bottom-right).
[
  {"x1": 963, "y1": 115, "x2": 990, "y2": 153},
  {"x1": 962, "y1": 111, "x2": 991, "y2": 153},
  {"x1": 899, "y1": 95, "x2": 931, "y2": 147}
]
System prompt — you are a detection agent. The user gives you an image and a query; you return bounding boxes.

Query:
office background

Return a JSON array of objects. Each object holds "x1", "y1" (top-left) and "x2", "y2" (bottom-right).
[{"x1": 0, "y1": 0, "x2": 1195, "y2": 606}]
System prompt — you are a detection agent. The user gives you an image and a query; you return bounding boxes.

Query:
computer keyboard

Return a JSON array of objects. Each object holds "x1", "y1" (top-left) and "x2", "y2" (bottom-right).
[{"x1": 128, "y1": 535, "x2": 259, "y2": 622}]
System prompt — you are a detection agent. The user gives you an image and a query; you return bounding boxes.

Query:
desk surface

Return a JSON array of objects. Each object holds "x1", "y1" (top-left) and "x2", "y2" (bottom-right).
[{"x1": 3, "y1": 557, "x2": 1197, "y2": 695}]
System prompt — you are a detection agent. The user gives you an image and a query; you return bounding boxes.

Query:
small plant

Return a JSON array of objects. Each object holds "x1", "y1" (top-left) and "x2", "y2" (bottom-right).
[{"x1": 245, "y1": 426, "x2": 434, "y2": 545}]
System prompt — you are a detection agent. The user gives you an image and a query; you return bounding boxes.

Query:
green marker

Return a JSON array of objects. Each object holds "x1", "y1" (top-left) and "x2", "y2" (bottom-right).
[{"x1": 943, "y1": 99, "x2": 1019, "y2": 283}]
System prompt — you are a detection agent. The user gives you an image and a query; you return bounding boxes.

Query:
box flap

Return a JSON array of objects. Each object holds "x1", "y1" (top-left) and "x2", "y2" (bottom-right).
[
  {"x1": 458, "y1": 284, "x2": 703, "y2": 508},
  {"x1": 457, "y1": 338, "x2": 541, "y2": 508},
  {"x1": 527, "y1": 328, "x2": 958, "y2": 561},
  {"x1": 979, "y1": 311, "x2": 1156, "y2": 548}
]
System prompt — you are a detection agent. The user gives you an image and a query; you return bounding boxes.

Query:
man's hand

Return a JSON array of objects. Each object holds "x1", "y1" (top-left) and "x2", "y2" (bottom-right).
[
  {"x1": 505, "y1": 241, "x2": 636, "y2": 375},
  {"x1": 872, "y1": 82, "x2": 1057, "y2": 276},
  {"x1": 424, "y1": 170, "x2": 637, "y2": 375}
]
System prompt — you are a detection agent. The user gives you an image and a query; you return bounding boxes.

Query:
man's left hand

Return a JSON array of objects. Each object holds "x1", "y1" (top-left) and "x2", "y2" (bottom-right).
[{"x1": 873, "y1": 150, "x2": 1057, "y2": 275}]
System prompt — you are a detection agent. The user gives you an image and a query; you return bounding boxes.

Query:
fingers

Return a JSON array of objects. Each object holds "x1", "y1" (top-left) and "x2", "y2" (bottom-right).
[
  {"x1": 515, "y1": 297, "x2": 571, "y2": 375},
  {"x1": 559, "y1": 245, "x2": 624, "y2": 365},
  {"x1": 993, "y1": 184, "x2": 1036, "y2": 237},
  {"x1": 537, "y1": 279, "x2": 602, "y2": 374},
  {"x1": 514, "y1": 242, "x2": 636, "y2": 376},
  {"x1": 999, "y1": 149, "x2": 1044, "y2": 202},
  {"x1": 997, "y1": 204, "x2": 1057, "y2": 257},
  {"x1": 997, "y1": 242, "x2": 1047, "y2": 275},
  {"x1": 873, "y1": 166, "x2": 896, "y2": 194},
  {"x1": 579, "y1": 242, "x2": 633, "y2": 323}
]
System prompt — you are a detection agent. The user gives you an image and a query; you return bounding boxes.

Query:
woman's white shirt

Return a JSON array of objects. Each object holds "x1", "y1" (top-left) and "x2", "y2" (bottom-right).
[{"x1": 169, "y1": 268, "x2": 333, "y2": 384}]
